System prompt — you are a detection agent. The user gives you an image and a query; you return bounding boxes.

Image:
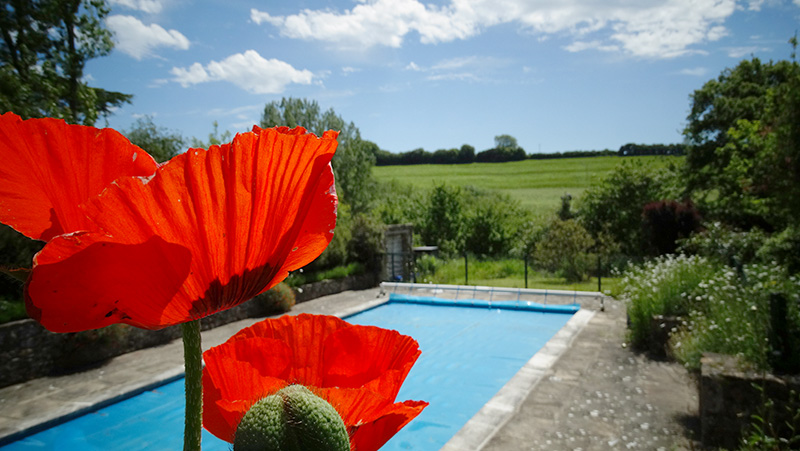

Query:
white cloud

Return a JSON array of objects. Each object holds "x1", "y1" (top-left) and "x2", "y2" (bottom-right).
[
  {"x1": 564, "y1": 40, "x2": 620, "y2": 53},
  {"x1": 403, "y1": 56, "x2": 509, "y2": 83},
  {"x1": 252, "y1": 0, "x2": 740, "y2": 59},
  {"x1": 679, "y1": 67, "x2": 708, "y2": 76},
  {"x1": 726, "y1": 45, "x2": 769, "y2": 58},
  {"x1": 107, "y1": 15, "x2": 189, "y2": 60},
  {"x1": 109, "y1": 0, "x2": 163, "y2": 14},
  {"x1": 170, "y1": 50, "x2": 314, "y2": 94}
]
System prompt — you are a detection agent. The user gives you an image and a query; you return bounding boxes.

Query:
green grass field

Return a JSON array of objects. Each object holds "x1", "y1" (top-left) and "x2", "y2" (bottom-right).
[{"x1": 373, "y1": 155, "x2": 681, "y2": 217}]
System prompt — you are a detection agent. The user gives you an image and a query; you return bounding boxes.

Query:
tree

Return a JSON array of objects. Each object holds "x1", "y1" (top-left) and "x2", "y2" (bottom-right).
[
  {"x1": 534, "y1": 219, "x2": 594, "y2": 282},
  {"x1": 577, "y1": 160, "x2": 680, "y2": 257},
  {"x1": 457, "y1": 144, "x2": 475, "y2": 163},
  {"x1": 494, "y1": 134, "x2": 519, "y2": 150},
  {"x1": 420, "y1": 184, "x2": 465, "y2": 256},
  {"x1": 124, "y1": 115, "x2": 185, "y2": 163},
  {"x1": 0, "y1": 0, "x2": 132, "y2": 125},
  {"x1": 683, "y1": 57, "x2": 795, "y2": 193},
  {"x1": 190, "y1": 121, "x2": 232, "y2": 149},
  {"x1": 260, "y1": 98, "x2": 376, "y2": 214},
  {"x1": 682, "y1": 46, "x2": 800, "y2": 232}
]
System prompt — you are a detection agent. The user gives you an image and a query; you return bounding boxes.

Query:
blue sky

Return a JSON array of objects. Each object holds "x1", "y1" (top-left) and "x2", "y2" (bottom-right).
[{"x1": 90, "y1": 0, "x2": 800, "y2": 154}]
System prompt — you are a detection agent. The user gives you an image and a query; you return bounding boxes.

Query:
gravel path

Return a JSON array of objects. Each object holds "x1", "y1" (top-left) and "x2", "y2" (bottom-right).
[{"x1": 483, "y1": 297, "x2": 700, "y2": 450}]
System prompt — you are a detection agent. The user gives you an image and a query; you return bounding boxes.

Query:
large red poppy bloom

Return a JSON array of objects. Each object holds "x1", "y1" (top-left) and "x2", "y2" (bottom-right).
[
  {"x1": 16, "y1": 121, "x2": 337, "y2": 332},
  {"x1": 202, "y1": 314, "x2": 428, "y2": 451},
  {"x1": 0, "y1": 112, "x2": 158, "y2": 242}
]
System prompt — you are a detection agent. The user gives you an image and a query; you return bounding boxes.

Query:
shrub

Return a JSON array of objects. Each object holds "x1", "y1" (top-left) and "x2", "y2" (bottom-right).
[
  {"x1": 285, "y1": 262, "x2": 365, "y2": 287},
  {"x1": 463, "y1": 189, "x2": 527, "y2": 257},
  {"x1": 578, "y1": 160, "x2": 680, "y2": 257},
  {"x1": 254, "y1": 282, "x2": 296, "y2": 314},
  {"x1": 347, "y1": 214, "x2": 384, "y2": 270},
  {"x1": 679, "y1": 222, "x2": 767, "y2": 266},
  {"x1": 642, "y1": 199, "x2": 703, "y2": 255},
  {"x1": 534, "y1": 219, "x2": 594, "y2": 282},
  {"x1": 619, "y1": 254, "x2": 718, "y2": 350},
  {"x1": 0, "y1": 298, "x2": 27, "y2": 324},
  {"x1": 414, "y1": 254, "x2": 440, "y2": 283},
  {"x1": 670, "y1": 262, "x2": 800, "y2": 372},
  {"x1": 419, "y1": 184, "x2": 466, "y2": 256},
  {"x1": 758, "y1": 224, "x2": 800, "y2": 274}
]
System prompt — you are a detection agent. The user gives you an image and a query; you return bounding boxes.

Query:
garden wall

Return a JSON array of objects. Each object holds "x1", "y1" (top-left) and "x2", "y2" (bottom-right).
[
  {"x1": 0, "y1": 273, "x2": 379, "y2": 389},
  {"x1": 700, "y1": 353, "x2": 800, "y2": 449}
]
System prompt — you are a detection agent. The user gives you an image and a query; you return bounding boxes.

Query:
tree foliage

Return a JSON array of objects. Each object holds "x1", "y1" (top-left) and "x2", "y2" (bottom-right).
[
  {"x1": 419, "y1": 184, "x2": 465, "y2": 256},
  {"x1": 578, "y1": 160, "x2": 680, "y2": 257},
  {"x1": 534, "y1": 219, "x2": 594, "y2": 282},
  {"x1": 0, "y1": 0, "x2": 132, "y2": 125},
  {"x1": 190, "y1": 121, "x2": 232, "y2": 149},
  {"x1": 683, "y1": 48, "x2": 800, "y2": 233},
  {"x1": 124, "y1": 115, "x2": 185, "y2": 163},
  {"x1": 494, "y1": 134, "x2": 519, "y2": 150},
  {"x1": 683, "y1": 57, "x2": 795, "y2": 194}
]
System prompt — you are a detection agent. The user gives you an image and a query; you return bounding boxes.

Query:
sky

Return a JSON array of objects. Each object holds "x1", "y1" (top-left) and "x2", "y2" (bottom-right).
[{"x1": 89, "y1": 0, "x2": 800, "y2": 154}]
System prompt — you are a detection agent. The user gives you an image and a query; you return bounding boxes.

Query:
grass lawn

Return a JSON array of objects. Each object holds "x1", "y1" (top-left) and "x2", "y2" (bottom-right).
[{"x1": 373, "y1": 155, "x2": 681, "y2": 217}]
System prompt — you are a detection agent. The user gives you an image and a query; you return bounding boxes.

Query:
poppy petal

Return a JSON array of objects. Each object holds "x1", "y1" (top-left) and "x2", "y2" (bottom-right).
[
  {"x1": 0, "y1": 112, "x2": 157, "y2": 241},
  {"x1": 25, "y1": 233, "x2": 192, "y2": 331},
  {"x1": 235, "y1": 314, "x2": 347, "y2": 385},
  {"x1": 348, "y1": 400, "x2": 429, "y2": 451},
  {"x1": 318, "y1": 387, "x2": 428, "y2": 451},
  {"x1": 202, "y1": 337, "x2": 292, "y2": 442},
  {"x1": 322, "y1": 325, "x2": 421, "y2": 398},
  {"x1": 26, "y1": 127, "x2": 338, "y2": 331}
]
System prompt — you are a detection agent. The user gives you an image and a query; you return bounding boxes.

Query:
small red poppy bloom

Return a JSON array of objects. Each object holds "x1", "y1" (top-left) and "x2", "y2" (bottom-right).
[
  {"x1": 0, "y1": 112, "x2": 158, "y2": 242},
  {"x1": 202, "y1": 314, "x2": 428, "y2": 451},
  {"x1": 23, "y1": 125, "x2": 338, "y2": 332}
]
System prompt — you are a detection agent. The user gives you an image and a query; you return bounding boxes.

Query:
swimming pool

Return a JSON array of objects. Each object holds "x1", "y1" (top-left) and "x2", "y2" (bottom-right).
[{"x1": 1, "y1": 292, "x2": 580, "y2": 450}]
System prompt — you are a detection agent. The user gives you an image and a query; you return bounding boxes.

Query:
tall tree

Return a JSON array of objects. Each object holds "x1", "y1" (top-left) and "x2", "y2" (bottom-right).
[
  {"x1": 125, "y1": 115, "x2": 185, "y2": 163},
  {"x1": 0, "y1": 0, "x2": 131, "y2": 125},
  {"x1": 683, "y1": 57, "x2": 795, "y2": 193},
  {"x1": 494, "y1": 134, "x2": 519, "y2": 150}
]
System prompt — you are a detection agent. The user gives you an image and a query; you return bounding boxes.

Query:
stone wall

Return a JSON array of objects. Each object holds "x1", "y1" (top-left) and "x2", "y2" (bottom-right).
[
  {"x1": 294, "y1": 272, "x2": 380, "y2": 303},
  {"x1": 700, "y1": 353, "x2": 800, "y2": 449},
  {"x1": 0, "y1": 273, "x2": 379, "y2": 389}
]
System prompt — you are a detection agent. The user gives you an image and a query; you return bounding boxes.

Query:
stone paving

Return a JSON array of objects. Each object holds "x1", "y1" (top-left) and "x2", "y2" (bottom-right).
[{"x1": 0, "y1": 286, "x2": 700, "y2": 450}]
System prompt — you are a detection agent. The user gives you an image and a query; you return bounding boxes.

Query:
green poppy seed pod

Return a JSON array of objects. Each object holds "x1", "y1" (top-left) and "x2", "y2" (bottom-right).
[{"x1": 234, "y1": 385, "x2": 350, "y2": 451}]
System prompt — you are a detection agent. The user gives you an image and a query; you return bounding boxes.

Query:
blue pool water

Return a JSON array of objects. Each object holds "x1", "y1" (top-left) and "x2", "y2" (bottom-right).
[{"x1": 2, "y1": 295, "x2": 576, "y2": 450}]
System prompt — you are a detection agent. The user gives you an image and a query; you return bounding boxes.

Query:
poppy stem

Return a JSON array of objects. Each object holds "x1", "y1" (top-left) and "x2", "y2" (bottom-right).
[{"x1": 182, "y1": 319, "x2": 203, "y2": 451}]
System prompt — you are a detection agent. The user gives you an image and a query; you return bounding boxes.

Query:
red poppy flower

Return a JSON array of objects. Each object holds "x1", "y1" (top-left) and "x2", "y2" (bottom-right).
[
  {"x1": 202, "y1": 314, "x2": 428, "y2": 451},
  {"x1": 24, "y1": 126, "x2": 338, "y2": 332},
  {"x1": 0, "y1": 112, "x2": 158, "y2": 241}
]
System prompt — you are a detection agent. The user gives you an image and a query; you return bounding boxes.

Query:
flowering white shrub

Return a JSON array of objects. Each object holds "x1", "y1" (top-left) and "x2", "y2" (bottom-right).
[
  {"x1": 671, "y1": 262, "x2": 800, "y2": 371},
  {"x1": 620, "y1": 254, "x2": 717, "y2": 349}
]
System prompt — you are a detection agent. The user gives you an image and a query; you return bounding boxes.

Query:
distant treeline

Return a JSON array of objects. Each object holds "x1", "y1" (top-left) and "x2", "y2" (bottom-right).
[{"x1": 374, "y1": 142, "x2": 685, "y2": 166}]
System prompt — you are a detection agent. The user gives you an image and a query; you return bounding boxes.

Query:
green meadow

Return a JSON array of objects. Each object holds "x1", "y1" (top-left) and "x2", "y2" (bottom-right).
[{"x1": 373, "y1": 155, "x2": 681, "y2": 217}]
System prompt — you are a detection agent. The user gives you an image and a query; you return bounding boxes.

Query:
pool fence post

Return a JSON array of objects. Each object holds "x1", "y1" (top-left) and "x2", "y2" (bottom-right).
[
  {"x1": 597, "y1": 255, "x2": 602, "y2": 292},
  {"x1": 464, "y1": 252, "x2": 469, "y2": 285},
  {"x1": 524, "y1": 254, "x2": 528, "y2": 289}
]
